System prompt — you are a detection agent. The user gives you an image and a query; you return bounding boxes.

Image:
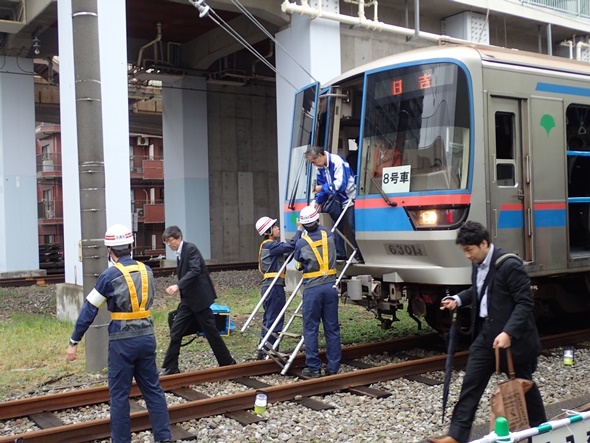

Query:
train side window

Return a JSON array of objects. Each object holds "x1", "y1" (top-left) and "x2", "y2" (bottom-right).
[
  {"x1": 495, "y1": 112, "x2": 516, "y2": 186},
  {"x1": 566, "y1": 104, "x2": 590, "y2": 250}
]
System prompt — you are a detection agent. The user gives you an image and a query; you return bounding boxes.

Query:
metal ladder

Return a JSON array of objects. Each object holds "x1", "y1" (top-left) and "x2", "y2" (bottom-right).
[
  {"x1": 240, "y1": 253, "x2": 293, "y2": 358},
  {"x1": 256, "y1": 200, "x2": 359, "y2": 374}
]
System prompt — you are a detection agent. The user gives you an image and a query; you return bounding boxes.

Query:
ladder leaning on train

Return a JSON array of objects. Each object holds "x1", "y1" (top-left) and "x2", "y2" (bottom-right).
[{"x1": 242, "y1": 200, "x2": 358, "y2": 374}]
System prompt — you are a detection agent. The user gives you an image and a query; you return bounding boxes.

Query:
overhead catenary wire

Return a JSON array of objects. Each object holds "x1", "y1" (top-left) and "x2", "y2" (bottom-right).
[
  {"x1": 230, "y1": 0, "x2": 319, "y2": 84},
  {"x1": 188, "y1": 0, "x2": 298, "y2": 89}
]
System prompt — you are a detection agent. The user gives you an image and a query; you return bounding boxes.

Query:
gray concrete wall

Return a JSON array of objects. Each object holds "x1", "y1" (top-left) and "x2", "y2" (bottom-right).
[
  {"x1": 340, "y1": 26, "x2": 432, "y2": 73},
  {"x1": 56, "y1": 283, "x2": 84, "y2": 323},
  {"x1": 208, "y1": 83, "x2": 278, "y2": 263}
]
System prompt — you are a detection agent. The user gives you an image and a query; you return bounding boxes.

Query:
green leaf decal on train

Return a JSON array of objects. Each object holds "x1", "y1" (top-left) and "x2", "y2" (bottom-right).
[{"x1": 540, "y1": 114, "x2": 556, "y2": 135}]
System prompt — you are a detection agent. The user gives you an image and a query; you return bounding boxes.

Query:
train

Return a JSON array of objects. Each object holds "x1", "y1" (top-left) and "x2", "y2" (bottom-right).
[{"x1": 283, "y1": 43, "x2": 590, "y2": 333}]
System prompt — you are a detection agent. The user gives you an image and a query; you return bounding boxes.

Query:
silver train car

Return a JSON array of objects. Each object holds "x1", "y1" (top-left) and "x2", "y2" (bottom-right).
[{"x1": 283, "y1": 44, "x2": 590, "y2": 332}]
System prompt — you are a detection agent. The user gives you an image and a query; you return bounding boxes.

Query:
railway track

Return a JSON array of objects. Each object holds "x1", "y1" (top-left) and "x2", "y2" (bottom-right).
[
  {"x1": 0, "y1": 262, "x2": 257, "y2": 288},
  {"x1": 1, "y1": 329, "x2": 589, "y2": 443}
]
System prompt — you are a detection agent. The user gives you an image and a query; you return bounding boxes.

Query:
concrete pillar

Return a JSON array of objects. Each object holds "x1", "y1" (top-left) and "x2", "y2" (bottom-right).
[
  {"x1": 57, "y1": 0, "x2": 82, "y2": 285},
  {"x1": 0, "y1": 57, "x2": 40, "y2": 275},
  {"x1": 98, "y1": 0, "x2": 132, "y2": 230},
  {"x1": 162, "y1": 77, "x2": 211, "y2": 258},
  {"x1": 58, "y1": 0, "x2": 132, "y2": 285},
  {"x1": 58, "y1": 0, "x2": 132, "y2": 372},
  {"x1": 275, "y1": 1, "x2": 342, "y2": 234}
]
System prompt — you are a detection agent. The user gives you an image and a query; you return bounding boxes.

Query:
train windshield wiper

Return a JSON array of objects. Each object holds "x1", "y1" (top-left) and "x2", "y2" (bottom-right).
[{"x1": 370, "y1": 177, "x2": 397, "y2": 207}]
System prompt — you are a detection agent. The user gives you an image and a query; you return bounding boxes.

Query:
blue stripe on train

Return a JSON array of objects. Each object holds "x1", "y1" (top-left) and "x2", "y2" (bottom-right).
[
  {"x1": 355, "y1": 207, "x2": 416, "y2": 232},
  {"x1": 536, "y1": 82, "x2": 590, "y2": 97},
  {"x1": 498, "y1": 209, "x2": 565, "y2": 229},
  {"x1": 287, "y1": 207, "x2": 566, "y2": 232}
]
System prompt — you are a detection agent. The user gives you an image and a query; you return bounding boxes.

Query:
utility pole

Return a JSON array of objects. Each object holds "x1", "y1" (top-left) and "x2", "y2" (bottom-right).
[{"x1": 71, "y1": 0, "x2": 109, "y2": 372}]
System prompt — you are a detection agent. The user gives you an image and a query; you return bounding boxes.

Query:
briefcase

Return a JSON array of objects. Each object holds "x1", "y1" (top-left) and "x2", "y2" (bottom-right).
[{"x1": 167, "y1": 308, "x2": 200, "y2": 346}]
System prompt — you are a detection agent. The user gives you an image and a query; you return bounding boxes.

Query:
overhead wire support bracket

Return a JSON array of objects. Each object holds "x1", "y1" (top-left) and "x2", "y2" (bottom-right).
[{"x1": 188, "y1": 0, "x2": 210, "y2": 18}]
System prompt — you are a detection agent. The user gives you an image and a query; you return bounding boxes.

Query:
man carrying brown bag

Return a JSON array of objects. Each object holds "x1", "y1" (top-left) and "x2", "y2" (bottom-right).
[
  {"x1": 428, "y1": 221, "x2": 546, "y2": 443},
  {"x1": 490, "y1": 346, "x2": 534, "y2": 433}
]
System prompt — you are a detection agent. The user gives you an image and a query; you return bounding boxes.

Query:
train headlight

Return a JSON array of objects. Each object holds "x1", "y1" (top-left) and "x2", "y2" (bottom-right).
[
  {"x1": 406, "y1": 206, "x2": 469, "y2": 230},
  {"x1": 418, "y1": 210, "x2": 438, "y2": 225}
]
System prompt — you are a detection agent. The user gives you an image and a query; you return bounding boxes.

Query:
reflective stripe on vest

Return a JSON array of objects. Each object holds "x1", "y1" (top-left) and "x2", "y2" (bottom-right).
[
  {"x1": 111, "y1": 262, "x2": 151, "y2": 320},
  {"x1": 302, "y1": 230, "x2": 337, "y2": 279},
  {"x1": 258, "y1": 239, "x2": 286, "y2": 279}
]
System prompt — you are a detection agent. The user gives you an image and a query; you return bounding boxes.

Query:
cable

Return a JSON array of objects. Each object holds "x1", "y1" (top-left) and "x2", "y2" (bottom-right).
[
  {"x1": 231, "y1": 0, "x2": 319, "y2": 83},
  {"x1": 189, "y1": 0, "x2": 298, "y2": 89},
  {"x1": 15, "y1": 56, "x2": 35, "y2": 75},
  {"x1": 476, "y1": 7, "x2": 490, "y2": 44}
]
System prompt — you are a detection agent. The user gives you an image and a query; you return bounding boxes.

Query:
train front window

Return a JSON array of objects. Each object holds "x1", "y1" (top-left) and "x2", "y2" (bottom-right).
[
  {"x1": 358, "y1": 63, "x2": 470, "y2": 195},
  {"x1": 286, "y1": 84, "x2": 318, "y2": 208}
]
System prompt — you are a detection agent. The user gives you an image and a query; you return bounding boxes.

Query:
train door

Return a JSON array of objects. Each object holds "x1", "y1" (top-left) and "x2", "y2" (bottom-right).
[
  {"x1": 487, "y1": 97, "x2": 530, "y2": 260},
  {"x1": 284, "y1": 83, "x2": 319, "y2": 233}
]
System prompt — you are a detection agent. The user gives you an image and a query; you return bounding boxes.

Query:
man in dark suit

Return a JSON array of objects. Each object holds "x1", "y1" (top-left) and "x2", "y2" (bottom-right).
[
  {"x1": 160, "y1": 225, "x2": 235, "y2": 375},
  {"x1": 428, "y1": 221, "x2": 546, "y2": 443}
]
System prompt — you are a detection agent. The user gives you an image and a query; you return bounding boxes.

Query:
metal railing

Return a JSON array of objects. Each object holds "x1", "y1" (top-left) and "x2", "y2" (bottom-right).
[
  {"x1": 38, "y1": 200, "x2": 63, "y2": 219},
  {"x1": 36, "y1": 153, "x2": 62, "y2": 173},
  {"x1": 130, "y1": 154, "x2": 163, "y2": 174},
  {"x1": 523, "y1": 0, "x2": 590, "y2": 18},
  {"x1": 132, "y1": 199, "x2": 164, "y2": 213}
]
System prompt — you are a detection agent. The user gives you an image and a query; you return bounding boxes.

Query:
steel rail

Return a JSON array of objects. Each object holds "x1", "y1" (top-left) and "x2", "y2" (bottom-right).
[
  {"x1": 0, "y1": 350, "x2": 460, "y2": 443},
  {"x1": 1, "y1": 330, "x2": 587, "y2": 443},
  {"x1": 0, "y1": 263, "x2": 258, "y2": 288},
  {"x1": 0, "y1": 333, "x2": 439, "y2": 420}
]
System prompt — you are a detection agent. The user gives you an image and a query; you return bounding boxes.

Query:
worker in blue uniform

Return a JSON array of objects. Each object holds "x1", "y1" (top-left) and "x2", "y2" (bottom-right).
[
  {"x1": 255, "y1": 215, "x2": 302, "y2": 359},
  {"x1": 66, "y1": 224, "x2": 171, "y2": 443},
  {"x1": 294, "y1": 206, "x2": 342, "y2": 377}
]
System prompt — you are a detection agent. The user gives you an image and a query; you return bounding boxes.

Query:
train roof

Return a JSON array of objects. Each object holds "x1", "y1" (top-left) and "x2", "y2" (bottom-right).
[{"x1": 324, "y1": 43, "x2": 590, "y2": 87}]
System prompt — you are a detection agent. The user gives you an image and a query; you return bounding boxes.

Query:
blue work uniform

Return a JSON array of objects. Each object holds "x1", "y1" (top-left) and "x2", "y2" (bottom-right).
[
  {"x1": 258, "y1": 230, "x2": 302, "y2": 347},
  {"x1": 314, "y1": 151, "x2": 361, "y2": 260},
  {"x1": 70, "y1": 256, "x2": 171, "y2": 443},
  {"x1": 294, "y1": 225, "x2": 341, "y2": 374}
]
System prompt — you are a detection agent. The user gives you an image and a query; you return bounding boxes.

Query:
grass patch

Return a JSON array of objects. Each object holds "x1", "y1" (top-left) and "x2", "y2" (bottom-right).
[{"x1": 0, "y1": 287, "x2": 432, "y2": 399}]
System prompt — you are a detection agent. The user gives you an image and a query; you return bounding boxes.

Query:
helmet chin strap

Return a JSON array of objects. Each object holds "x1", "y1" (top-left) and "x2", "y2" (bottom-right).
[{"x1": 107, "y1": 247, "x2": 120, "y2": 263}]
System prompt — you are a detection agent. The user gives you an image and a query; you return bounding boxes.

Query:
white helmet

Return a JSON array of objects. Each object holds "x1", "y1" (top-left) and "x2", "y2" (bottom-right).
[
  {"x1": 300, "y1": 206, "x2": 319, "y2": 224},
  {"x1": 104, "y1": 224, "x2": 134, "y2": 246},
  {"x1": 255, "y1": 216, "x2": 276, "y2": 236}
]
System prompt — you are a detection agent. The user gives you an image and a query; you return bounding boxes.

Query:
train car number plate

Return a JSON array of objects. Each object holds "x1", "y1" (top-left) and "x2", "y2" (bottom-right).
[{"x1": 386, "y1": 243, "x2": 426, "y2": 256}]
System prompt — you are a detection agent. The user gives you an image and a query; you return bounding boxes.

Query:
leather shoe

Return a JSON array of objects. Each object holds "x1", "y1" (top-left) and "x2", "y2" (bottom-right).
[
  {"x1": 159, "y1": 367, "x2": 180, "y2": 376},
  {"x1": 427, "y1": 436, "x2": 459, "y2": 443}
]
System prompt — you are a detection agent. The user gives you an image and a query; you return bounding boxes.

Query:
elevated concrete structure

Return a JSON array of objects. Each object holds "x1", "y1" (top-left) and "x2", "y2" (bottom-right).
[{"x1": 0, "y1": 0, "x2": 588, "y2": 274}]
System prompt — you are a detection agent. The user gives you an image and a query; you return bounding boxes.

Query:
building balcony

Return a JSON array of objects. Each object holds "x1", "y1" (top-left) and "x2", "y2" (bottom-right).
[
  {"x1": 38, "y1": 200, "x2": 63, "y2": 224},
  {"x1": 523, "y1": 0, "x2": 590, "y2": 18},
  {"x1": 36, "y1": 153, "x2": 62, "y2": 178},
  {"x1": 133, "y1": 200, "x2": 165, "y2": 224},
  {"x1": 130, "y1": 155, "x2": 163, "y2": 180}
]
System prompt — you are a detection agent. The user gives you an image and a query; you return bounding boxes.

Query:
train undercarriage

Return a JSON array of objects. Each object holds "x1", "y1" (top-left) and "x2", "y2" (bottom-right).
[{"x1": 339, "y1": 273, "x2": 590, "y2": 335}]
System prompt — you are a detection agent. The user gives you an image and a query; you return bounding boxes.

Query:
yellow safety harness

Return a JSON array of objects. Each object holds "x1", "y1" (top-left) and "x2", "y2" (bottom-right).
[
  {"x1": 110, "y1": 261, "x2": 151, "y2": 320},
  {"x1": 258, "y1": 239, "x2": 286, "y2": 279},
  {"x1": 301, "y1": 230, "x2": 337, "y2": 279}
]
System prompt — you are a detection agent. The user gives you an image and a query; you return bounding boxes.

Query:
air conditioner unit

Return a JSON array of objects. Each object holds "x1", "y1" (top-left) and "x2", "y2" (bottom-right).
[{"x1": 137, "y1": 136, "x2": 149, "y2": 146}]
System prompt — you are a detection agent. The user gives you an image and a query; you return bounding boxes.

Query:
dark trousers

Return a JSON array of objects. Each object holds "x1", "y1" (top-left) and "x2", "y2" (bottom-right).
[
  {"x1": 326, "y1": 201, "x2": 361, "y2": 259},
  {"x1": 448, "y1": 332, "x2": 546, "y2": 443},
  {"x1": 260, "y1": 284, "x2": 286, "y2": 347},
  {"x1": 162, "y1": 302, "x2": 234, "y2": 369},
  {"x1": 109, "y1": 335, "x2": 171, "y2": 443},
  {"x1": 302, "y1": 282, "x2": 341, "y2": 374}
]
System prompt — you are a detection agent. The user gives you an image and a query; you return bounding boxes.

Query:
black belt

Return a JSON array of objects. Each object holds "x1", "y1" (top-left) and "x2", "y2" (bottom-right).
[{"x1": 476, "y1": 317, "x2": 494, "y2": 326}]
